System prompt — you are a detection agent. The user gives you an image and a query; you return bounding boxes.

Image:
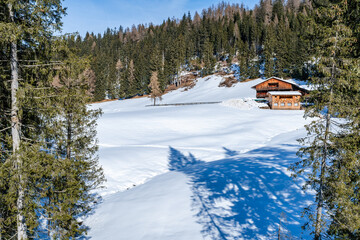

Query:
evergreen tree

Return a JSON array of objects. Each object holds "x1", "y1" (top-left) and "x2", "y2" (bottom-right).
[
  {"x1": 201, "y1": 38, "x2": 215, "y2": 76},
  {"x1": 247, "y1": 44, "x2": 260, "y2": 79},
  {"x1": 275, "y1": 18, "x2": 291, "y2": 78},
  {"x1": 93, "y1": 52, "x2": 107, "y2": 101},
  {"x1": 115, "y1": 59, "x2": 123, "y2": 97},
  {"x1": 149, "y1": 45, "x2": 166, "y2": 90},
  {"x1": 237, "y1": 39, "x2": 249, "y2": 81},
  {"x1": 0, "y1": 2, "x2": 104, "y2": 239},
  {"x1": 43, "y1": 47, "x2": 104, "y2": 238},
  {"x1": 70, "y1": 1, "x2": 311, "y2": 100},
  {"x1": 263, "y1": 24, "x2": 276, "y2": 77},
  {"x1": 291, "y1": 0, "x2": 359, "y2": 239},
  {"x1": 0, "y1": 1, "x2": 65, "y2": 239},
  {"x1": 127, "y1": 59, "x2": 136, "y2": 96},
  {"x1": 318, "y1": 0, "x2": 360, "y2": 238}
]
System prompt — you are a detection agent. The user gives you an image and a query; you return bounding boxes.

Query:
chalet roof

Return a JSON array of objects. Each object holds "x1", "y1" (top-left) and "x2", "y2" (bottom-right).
[
  {"x1": 251, "y1": 77, "x2": 309, "y2": 92},
  {"x1": 268, "y1": 91, "x2": 302, "y2": 96}
]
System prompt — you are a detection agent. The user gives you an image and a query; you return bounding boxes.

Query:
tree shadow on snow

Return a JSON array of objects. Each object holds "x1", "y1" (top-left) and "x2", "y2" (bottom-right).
[{"x1": 168, "y1": 145, "x2": 311, "y2": 240}]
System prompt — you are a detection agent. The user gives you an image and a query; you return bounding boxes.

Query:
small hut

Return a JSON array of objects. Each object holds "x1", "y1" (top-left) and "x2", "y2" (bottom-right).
[
  {"x1": 252, "y1": 77, "x2": 308, "y2": 98},
  {"x1": 268, "y1": 91, "x2": 302, "y2": 110}
]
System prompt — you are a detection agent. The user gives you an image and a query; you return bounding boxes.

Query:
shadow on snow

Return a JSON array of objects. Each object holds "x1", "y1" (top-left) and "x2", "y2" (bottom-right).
[{"x1": 168, "y1": 145, "x2": 311, "y2": 240}]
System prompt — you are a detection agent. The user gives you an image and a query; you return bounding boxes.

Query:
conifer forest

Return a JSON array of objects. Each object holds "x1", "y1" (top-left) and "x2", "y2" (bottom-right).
[
  {"x1": 74, "y1": 0, "x2": 314, "y2": 101},
  {"x1": 0, "y1": 0, "x2": 359, "y2": 239}
]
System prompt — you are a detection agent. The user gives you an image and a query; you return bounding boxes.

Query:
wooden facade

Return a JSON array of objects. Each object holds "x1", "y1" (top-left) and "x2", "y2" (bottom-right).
[
  {"x1": 252, "y1": 77, "x2": 308, "y2": 98},
  {"x1": 268, "y1": 91, "x2": 302, "y2": 110}
]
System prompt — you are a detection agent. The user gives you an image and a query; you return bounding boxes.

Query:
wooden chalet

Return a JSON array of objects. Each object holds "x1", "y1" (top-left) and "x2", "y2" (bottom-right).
[
  {"x1": 268, "y1": 91, "x2": 302, "y2": 110},
  {"x1": 252, "y1": 77, "x2": 308, "y2": 99}
]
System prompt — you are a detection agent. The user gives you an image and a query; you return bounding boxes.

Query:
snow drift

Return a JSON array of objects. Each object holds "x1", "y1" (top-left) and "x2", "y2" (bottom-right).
[
  {"x1": 86, "y1": 75, "x2": 313, "y2": 239},
  {"x1": 221, "y1": 98, "x2": 266, "y2": 110}
]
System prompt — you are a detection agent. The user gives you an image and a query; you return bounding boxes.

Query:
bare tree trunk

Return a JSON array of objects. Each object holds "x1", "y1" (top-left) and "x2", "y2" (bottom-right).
[
  {"x1": 162, "y1": 51, "x2": 165, "y2": 72},
  {"x1": 8, "y1": 3, "x2": 27, "y2": 240},
  {"x1": 315, "y1": 27, "x2": 338, "y2": 240},
  {"x1": 278, "y1": 218, "x2": 281, "y2": 240},
  {"x1": 66, "y1": 111, "x2": 72, "y2": 160},
  {"x1": 315, "y1": 109, "x2": 331, "y2": 240},
  {"x1": 315, "y1": 154, "x2": 325, "y2": 240}
]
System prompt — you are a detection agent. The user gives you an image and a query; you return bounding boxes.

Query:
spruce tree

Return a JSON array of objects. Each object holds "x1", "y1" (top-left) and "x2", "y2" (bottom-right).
[
  {"x1": 320, "y1": 0, "x2": 360, "y2": 238},
  {"x1": 291, "y1": 0, "x2": 359, "y2": 239},
  {"x1": 115, "y1": 59, "x2": 125, "y2": 98},
  {"x1": 0, "y1": 2, "x2": 104, "y2": 239},
  {"x1": 275, "y1": 17, "x2": 290, "y2": 78},
  {"x1": 263, "y1": 24, "x2": 276, "y2": 78},
  {"x1": 127, "y1": 59, "x2": 136, "y2": 96},
  {"x1": 202, "y1": 38, "x2": 215, "y2": 76},
  {"x1": 43, "y1": 45, "x2": 105, "y2": 238},
  {"x1": 247, "y1": 44, "x2": 259, "y2": 79},
  {"x1": 0, "y1": 1, "x2": 65, "y2": 239}
]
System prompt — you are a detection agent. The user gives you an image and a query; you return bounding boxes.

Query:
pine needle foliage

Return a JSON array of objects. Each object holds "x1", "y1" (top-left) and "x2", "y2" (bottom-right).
[
  {"x1": 71, "y1": 2, "x2": 313, "y2": 101},
  {"x1": 0, "y1": 1, "x2": 104, "y2": 239},
  {"x1": 291, "y1": 0, "x2": 360, "y2": 239},
  {"x1": 39, "y1": 41, "x2": 105, "y2": 239}
]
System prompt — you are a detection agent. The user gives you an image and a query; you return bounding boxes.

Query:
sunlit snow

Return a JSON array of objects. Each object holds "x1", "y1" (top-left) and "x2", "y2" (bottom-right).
[{"x1": 85, "y1": 75, "x2": 314, "y2": 240}]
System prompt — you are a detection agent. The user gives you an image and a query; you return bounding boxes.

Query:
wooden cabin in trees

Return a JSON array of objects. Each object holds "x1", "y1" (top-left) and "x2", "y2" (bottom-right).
[
  {"x1": 268, "y1": 91, "x2": 302, "y2": 110},
  {"x1": 252, "y1": 77, "x2": 308, "y2": 99}
]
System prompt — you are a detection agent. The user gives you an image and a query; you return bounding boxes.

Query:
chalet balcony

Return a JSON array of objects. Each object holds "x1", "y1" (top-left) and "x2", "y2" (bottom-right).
[{"x1": 256, "y1": 87, "x2": 293, "y2": 91}]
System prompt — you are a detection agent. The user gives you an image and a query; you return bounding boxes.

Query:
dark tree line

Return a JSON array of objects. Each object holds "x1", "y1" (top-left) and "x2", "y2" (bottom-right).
[{"x1": 71, "y1": 0, "x2": 313, "y2": 101}]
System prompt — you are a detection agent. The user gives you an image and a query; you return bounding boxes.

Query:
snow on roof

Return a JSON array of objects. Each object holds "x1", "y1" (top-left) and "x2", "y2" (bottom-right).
[
  {"x1": 268, "y1": 91, "x2": 302, "y2": 96},
  {"x1": 251, "y1": 77, "x2": 288, "y2": 88},
  {"x1": 251, "y1": 77, "x2": 310, "y2": 91},
  {"x1": 284, "y1": 79, "x2": 314, "y2": 91}
]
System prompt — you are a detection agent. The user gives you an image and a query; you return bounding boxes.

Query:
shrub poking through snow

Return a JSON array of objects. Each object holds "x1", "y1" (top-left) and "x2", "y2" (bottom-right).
[{"x1": 218, "y1": 76, "x2": 238, "y2": 88}]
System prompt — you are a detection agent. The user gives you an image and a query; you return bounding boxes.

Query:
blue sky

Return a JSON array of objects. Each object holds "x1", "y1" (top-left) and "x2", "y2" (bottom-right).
[{"x1": 61, "y1": 0, "x2": 258, "y2": 36}]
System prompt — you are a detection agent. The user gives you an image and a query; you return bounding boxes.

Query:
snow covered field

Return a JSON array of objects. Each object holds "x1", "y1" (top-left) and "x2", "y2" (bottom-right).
[{"x1": 86, "y1": 76, "x2": 313, "y2": 239}]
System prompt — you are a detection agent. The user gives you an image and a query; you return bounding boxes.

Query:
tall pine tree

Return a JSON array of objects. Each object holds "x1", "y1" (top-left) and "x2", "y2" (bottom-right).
[
  {"x1": 291, "y1": 0, "x2": 359, "y2": 239},
  {"x1": 0, "y1": 2, "x2": 104, "y2": 239}
]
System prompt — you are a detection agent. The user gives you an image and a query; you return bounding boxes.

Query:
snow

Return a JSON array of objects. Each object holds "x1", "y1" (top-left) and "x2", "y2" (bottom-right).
[
  {"x1": 86, "y1": 172, "x2": 203, "y2": 240},
  {"x1": 221, "y1": 98, "x2": 267, "y2": 110},
  {"x1": 86, "y1": 75, "x2": 314, "y2": 239}
]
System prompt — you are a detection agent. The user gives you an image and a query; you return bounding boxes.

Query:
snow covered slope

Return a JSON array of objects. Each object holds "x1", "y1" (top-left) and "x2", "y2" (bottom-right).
[{"x1": 86, "y1": 75, "x2": 313, "y2": 239}]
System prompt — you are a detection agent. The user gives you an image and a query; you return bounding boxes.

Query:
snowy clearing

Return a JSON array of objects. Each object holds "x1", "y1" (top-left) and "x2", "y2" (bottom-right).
[
  {"x1": 86, "y1": 75, "x2": 314, "y2": 239},
  {"x1": 221, "y1": 98, "x2": 268, "y2": 110}
]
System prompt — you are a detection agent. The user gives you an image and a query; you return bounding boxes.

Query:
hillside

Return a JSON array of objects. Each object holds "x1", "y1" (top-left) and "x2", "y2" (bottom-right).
[
  {"x1": 84, "y1": 75, "x2": 314, "y2": 239},
  {"x1": 1, "y1": 0, "x2": 357, "y2": 238},
  {"x1": 71, "y1": 1, "x2": 313, "y2": 101}
]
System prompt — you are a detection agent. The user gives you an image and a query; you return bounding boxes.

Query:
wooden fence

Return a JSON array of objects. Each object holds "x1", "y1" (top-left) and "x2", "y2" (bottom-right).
[{"x1": 145, "y1": 101, "x2": 221, "y2": 107}]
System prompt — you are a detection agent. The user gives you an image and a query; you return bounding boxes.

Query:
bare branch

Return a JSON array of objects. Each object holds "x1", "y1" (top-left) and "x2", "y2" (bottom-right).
[
  {"x1": 0, "y1": 126, "x2": 11, "y2": 133},
  {"x1": 20, "y1": 62, "x2": 64, "y2": 68}
]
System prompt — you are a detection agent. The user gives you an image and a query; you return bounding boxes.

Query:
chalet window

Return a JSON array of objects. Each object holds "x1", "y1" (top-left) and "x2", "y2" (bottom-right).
[
  {"x1": 274, "y1": 103, "x2": 278, "y2": 106},
  {"x1": 268, "y1": 83, "x2": 279, "y2": 88},
  {"x1": 280, "y1": 102, "x2": 285, "y2": 106},
  {"x1": 287, "y1": 102, "x2": 292, "y2": 106},
  {"x1": 294, "y1": 103, "x2": 299, "y2": 106}
]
